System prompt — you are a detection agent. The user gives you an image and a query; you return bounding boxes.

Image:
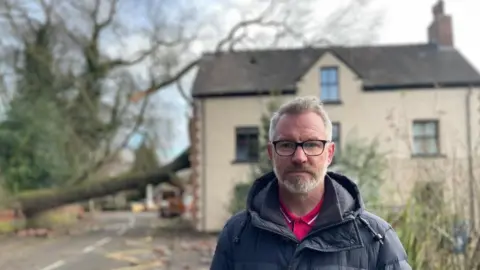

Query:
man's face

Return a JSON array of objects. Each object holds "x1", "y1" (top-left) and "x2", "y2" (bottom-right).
[{"x1": 267, "y1": 111, "x2": 335, "y2": 194}]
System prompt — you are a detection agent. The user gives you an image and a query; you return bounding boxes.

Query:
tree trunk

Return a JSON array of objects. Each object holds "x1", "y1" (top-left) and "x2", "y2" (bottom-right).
[{"x1": 14, "y1": 148, "x2": 190, "y2": 217}]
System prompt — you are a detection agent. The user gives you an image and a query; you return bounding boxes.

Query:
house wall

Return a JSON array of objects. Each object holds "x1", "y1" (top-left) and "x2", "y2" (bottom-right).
[
  {"x1": 194, "y1": 51, "x2": 480, "y2": 232},
  {"x1": 197, "y1": 95, "x2": 292, "y2": 232},
  {"x1": 298, "y1": 52, "x2": 480, "y2": 205}
]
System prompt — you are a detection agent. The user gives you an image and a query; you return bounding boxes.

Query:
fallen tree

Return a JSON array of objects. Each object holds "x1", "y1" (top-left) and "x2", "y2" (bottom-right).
[{"x1": 13, "y1": 148, "x2": 190, "y2": 217}]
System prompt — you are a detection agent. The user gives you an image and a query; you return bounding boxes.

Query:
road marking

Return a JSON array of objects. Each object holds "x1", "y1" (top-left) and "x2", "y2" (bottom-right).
[
  {"x1": 82, "y1": 237, "x2": 112, "y2": 253},
  {"x1": 106, "y1": 249, "x2": 156, "y2": 266},
  {"x1": 128, "y1": 214, "x2": 136, "y2": 228},
  {"x1": 40, "y1": 260, "x2": 65, "y2": 270},
  {"x1": 96, "y1": 237, "x2": 112, "y2": 247},
  {"x1": 82, "y1": 245, "x2": 95, "y2": 253},
  {"x1": 116, "y1": 214, "x2": 136, "y2": 236},
  {"x1": 117, "y1": 225, "x2": 127, "y2": 235}
]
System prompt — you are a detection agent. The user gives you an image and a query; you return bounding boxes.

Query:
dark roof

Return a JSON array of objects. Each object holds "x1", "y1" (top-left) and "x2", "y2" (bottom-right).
[{"x1": 192, "y1": 43, "x2": 480, "y2": 97}]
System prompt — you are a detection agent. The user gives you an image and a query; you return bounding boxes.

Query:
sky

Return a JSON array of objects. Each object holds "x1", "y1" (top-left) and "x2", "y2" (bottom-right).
[{"x1": 376, "y1": 0, "x2": 480, "y2": 70}]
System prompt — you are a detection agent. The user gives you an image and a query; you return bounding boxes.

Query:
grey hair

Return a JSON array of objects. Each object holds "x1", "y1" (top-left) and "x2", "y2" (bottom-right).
[{"x1": 268, "y1": 96, "x2": 333, "y2": 141}]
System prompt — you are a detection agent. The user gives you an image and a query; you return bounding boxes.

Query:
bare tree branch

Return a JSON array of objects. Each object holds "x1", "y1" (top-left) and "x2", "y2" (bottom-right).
[
  {"x1": 176, "y1": 80, "x2": 193, "y2": 106},
  {"x1": 0, "y1": 0, "x2": 385, "y2": 215},
  {"x1": 128, "y1": 0, "x2": 377, "y2": 103},
  {"x1": 129, "y1": 59, "x2": 200, "y2": 103}
]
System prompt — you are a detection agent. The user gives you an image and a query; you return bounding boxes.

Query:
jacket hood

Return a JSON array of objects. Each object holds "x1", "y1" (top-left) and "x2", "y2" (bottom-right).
[{"x1": 246, "y1": 170, "x2": 366, "y2": 229}]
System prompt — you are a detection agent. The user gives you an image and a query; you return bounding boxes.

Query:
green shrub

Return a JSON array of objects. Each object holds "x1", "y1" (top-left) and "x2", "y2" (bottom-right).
[
  {"x1": 382, "y1": 181, "x2": 465, "y2": 270},
  {"x1": 229, "y1": 182, "x2": 252, "y2": 214}
]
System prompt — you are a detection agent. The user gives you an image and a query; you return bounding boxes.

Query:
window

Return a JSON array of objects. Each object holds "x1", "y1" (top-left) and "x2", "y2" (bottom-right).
[
  {"x1": 235, "y1": 127, "x2": 259, "y2": 162},
  {"x1": 331, "y1": 122, "x2": 341, "y2": 163},
  {"x1": 412, "y1": 120, "x2": 440, "y2": 156},
  {"x1": 320, "y1": 67, "x2": 340, "y2": 102}
]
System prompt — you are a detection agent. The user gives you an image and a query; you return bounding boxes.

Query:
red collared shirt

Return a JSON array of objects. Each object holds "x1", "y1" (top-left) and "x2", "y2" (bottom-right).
[{"x1": 279, "y1": 197, "x2": 324, "y2": 241}]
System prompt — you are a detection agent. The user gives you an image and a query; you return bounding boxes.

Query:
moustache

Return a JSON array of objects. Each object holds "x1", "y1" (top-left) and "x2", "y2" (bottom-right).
[{"x1": 285, "y1": 167, "x2": 315, "y2": 175}]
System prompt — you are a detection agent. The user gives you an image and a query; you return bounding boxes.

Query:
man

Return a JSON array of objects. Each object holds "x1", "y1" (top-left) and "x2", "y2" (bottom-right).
[{"x1": 210, "y1": 96, "x2": 411, "y2": 269}]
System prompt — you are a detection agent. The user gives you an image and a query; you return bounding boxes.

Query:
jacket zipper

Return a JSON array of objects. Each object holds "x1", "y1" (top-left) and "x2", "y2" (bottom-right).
[{"x1": 252, "y1": 214, "x2": 358, "y2": 269}]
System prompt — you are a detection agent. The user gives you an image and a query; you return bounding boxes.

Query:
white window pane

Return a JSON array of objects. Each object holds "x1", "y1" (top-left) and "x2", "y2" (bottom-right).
[
  {"x1": 321, "y1": 69, "x2": 330, "y2": 83},
  {"x1": 320, "y1": 68, "x2": 338, "y2": 84},
  {"x1": 320, "y1": 88, "x2": 330, "y2": 100},
  {"x1": 330, "y1": 86, "x2": 339, "y2": 99},
  {"x1": 424, "y1": 122, "x2": 437, "y2": 136},
  {"x1": 426, "y1": 138, "x2": 438, "y2": 154},
  {"x1": 413, "y1": 138, "x2": 439, "y2": 155},
  {"x1": 321, "y1": 86, "x2": 338, "y2": 100},
  {"x1": 413, "y1": 140, "x2": 423, "y2": 154},
  {"x1": 324, "y1": 70, "x2": 331, "y2": 82},
  {"x1": 413, "y1": 123, "x2": 424, "y2": 136},
  {"x1": 329, "y1": 69, "x2": 337, "y2": 82},
  {"x1": 321, "y1": 70, "x2": 328, "y2": 82}
]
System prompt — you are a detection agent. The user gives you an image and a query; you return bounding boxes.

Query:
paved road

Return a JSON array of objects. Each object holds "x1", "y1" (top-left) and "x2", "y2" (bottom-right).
[{"x1": 0, "y1": 211, "x2": 182, "y2": 270}]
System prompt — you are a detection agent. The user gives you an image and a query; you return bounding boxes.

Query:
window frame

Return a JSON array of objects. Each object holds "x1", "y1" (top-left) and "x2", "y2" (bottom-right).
[
  {"x1": 412, "y1": 119, "x2": 441, "y2": 156},
  {"x1": 319, "y1": 66, "x2": 340, "y2": 102},
  {"x1": 234, "y1": 126, "x2": 260, "y2": 163},
  {"x1": 331, "y1": 122, "x2": 341, "y2": 164}
]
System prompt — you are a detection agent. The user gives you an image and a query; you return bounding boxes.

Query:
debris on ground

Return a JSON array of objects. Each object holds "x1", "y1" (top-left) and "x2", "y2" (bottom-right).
[{"x1": 103, "y1": 217, "x2": 218, "y2": 269}]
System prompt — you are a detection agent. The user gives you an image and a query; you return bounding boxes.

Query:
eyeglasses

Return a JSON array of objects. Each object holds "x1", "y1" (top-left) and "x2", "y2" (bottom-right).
[{"x1": 271, "y1": 140, "x2": 330, "y2": 156}]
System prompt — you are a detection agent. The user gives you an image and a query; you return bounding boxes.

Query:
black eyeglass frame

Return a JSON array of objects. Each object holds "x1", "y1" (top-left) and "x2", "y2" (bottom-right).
[{"x1": 271, "y1": 140, "x2": 331, "y2": 156}]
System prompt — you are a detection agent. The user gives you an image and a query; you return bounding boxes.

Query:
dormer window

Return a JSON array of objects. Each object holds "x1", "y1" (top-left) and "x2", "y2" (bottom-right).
[{"x1": 320, "y1": 67, "x2": 340, "y2": 102}]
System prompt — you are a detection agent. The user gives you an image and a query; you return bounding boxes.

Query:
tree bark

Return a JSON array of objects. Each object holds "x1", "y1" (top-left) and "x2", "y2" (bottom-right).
[{"x1": 15, "y1": 148, "x2": 190, "y2": 217}]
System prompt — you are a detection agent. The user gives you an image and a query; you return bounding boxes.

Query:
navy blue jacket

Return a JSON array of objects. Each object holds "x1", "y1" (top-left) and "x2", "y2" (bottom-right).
[{"x1": 210, "y1": 171, "x2": 411, "y2": 269}]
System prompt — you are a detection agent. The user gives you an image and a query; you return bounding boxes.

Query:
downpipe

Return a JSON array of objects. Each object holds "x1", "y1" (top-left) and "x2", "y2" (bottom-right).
[{"x1": 465, "y1": 86, "x2": 476, "y2": 233}]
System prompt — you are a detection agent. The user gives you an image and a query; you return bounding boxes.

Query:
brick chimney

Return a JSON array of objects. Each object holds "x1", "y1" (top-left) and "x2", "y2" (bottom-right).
[{"x1": 428, "y1": 0, "x2": 454, "y2": 46}]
